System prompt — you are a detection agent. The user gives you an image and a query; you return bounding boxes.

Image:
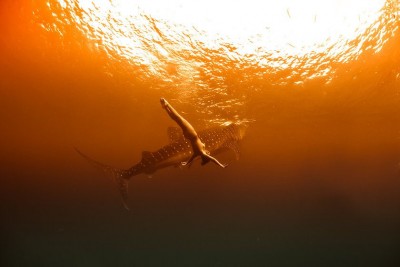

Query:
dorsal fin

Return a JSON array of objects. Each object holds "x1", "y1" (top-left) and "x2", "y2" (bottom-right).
[
  {"x1": 141, "y1": 151, "x2": 152, "y2": 159},
  {"x1": 167, "y1": 127, "x2": 183, "y2": 142}
]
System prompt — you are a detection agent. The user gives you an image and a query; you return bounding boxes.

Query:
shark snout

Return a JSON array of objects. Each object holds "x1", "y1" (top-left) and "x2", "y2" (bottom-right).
[{"x1": 237, "y1": 123, "x2": 248, "y2": 140}]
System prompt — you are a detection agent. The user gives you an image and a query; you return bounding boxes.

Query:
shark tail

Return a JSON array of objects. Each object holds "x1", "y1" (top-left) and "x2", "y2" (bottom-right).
[{"x1": 75, "y1": 148, "x2": 133, "y2": 210}]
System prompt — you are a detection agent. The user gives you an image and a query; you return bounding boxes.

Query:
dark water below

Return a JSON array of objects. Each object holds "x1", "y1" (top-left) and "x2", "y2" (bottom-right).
[{"x1": 1, "y1": 0, "x2": 400, "y2": 266}]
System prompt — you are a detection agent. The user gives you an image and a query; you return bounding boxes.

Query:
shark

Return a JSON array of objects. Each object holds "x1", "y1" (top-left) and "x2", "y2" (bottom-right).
[{"x1": 76, "y1": 123, "x2": 246, "y2": 209}]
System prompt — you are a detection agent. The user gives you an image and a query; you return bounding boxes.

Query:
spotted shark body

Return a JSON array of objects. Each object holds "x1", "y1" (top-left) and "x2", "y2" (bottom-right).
[{"x1": 76, "y1": 123, "x2": 246, "y2": 209}]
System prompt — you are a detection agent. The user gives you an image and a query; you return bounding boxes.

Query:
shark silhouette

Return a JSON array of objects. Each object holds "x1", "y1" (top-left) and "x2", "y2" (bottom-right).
[{"x1": 76, "y1": 123, "x2": 246, "y2": 209}]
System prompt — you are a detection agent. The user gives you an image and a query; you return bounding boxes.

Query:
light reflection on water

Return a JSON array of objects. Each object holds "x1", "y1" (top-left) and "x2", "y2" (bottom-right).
[{"x1": 36, "y1": 0, "x2": 400, "y2": 124}]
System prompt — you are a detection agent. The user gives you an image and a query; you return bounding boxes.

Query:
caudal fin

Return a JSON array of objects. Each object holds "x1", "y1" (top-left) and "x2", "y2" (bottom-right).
[{"x1": 75, "y1": 148, "x2": 131, "y2": 210}]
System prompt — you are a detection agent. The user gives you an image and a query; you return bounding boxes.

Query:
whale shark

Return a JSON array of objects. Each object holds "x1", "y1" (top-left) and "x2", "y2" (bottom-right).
[
  {"x1": 160, "y1": 98, "x2": 228, "y2": 168},
  {"x1": 76, "y1": 123, "x2": 246, "y2": 209}
]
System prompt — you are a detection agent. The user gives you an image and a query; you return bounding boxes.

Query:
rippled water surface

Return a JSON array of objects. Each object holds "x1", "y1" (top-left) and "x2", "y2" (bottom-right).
[
  {"x1": 1, "y1": 0, "x2": 400, "y2": 266},
  {"x1": 31, "y1": 0, "x2": 400, "y2": 122}
]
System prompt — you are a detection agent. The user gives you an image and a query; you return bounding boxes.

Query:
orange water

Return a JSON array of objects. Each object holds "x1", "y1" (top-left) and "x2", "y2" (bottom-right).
[{"x1": 1, "y1": 1, "x2": 400, "y2": 265}]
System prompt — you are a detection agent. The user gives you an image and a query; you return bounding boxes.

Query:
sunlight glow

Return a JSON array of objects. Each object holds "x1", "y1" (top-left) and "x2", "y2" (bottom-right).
[
  {"x1": 62, "y1": 0, "x2": 385, "y2": 53},
  {"x1": 48, "y1": 0, "x2": 396, "y2": 124},
  {"x1": 54, "y1": 0, "x2": 389, "y2": 80}
]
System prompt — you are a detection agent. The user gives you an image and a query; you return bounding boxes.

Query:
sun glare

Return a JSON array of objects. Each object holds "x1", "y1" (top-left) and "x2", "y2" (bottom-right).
[
  {"x1": 123, "y1": 0, "x2": 385, "y2": 54},
  {"x1": 54, "y1": 0, "x2": 389, "y2": 79}
]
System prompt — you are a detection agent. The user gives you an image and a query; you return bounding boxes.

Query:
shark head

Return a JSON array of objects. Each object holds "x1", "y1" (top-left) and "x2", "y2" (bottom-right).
[
  {"x1": 236, "y1": 123, "x2": 248, "y2": 140},
  {"x1": 224, "y1": 122, "x2": 247, "y2": 141}
]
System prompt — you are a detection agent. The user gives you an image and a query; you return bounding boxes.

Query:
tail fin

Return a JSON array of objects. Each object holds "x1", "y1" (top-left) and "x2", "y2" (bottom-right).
[{"x1": 75, "y1": 148, "x2": 131, "y2": 210}]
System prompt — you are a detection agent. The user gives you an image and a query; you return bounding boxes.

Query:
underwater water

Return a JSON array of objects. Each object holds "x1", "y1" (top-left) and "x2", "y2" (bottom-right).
[{"x1": 1, "y1": 0, "x2": 400, "y2": 266}]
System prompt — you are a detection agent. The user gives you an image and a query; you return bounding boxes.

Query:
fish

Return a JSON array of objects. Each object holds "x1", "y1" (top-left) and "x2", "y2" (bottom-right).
[{"x1": 75, "y1": 123, "x2": 247, "y2": 209}]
